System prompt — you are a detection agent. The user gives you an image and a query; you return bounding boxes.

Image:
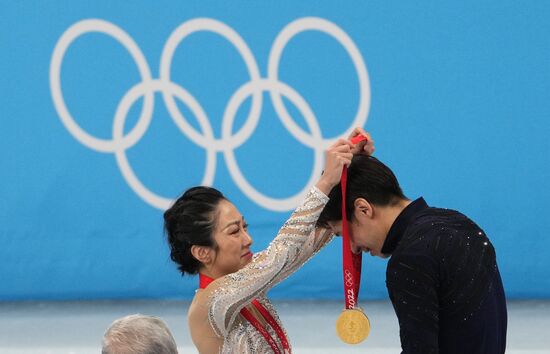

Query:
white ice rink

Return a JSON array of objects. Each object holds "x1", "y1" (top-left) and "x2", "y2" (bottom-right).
[{"x1": 0, "y1": 300, "x2": 548, "y2": 353}]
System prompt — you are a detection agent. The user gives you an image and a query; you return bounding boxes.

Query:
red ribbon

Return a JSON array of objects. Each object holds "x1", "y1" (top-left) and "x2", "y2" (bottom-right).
[
  {"x1": 199, "y1": 273, "x2": 290, "y2": 354},
  {"x1": 341, "y1": 134, "x2": 368, "y2": 309}
]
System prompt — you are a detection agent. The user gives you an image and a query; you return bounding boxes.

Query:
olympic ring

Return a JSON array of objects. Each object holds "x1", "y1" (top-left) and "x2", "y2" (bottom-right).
[
  {"x1": 50, "y1": 19, "x2": 154, "y2": 153},
  {"x1": 344, "y1": 269, "x2": 355, "y2": 288},
  {"x1": 49, "y1": 17, "x2": 370, "y2": 211}
]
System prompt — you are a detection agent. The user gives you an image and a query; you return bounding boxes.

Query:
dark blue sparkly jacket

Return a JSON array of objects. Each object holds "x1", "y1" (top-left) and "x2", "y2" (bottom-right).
[{"x1": 383, "y1": 198, "x2": 507, "y2": 354}]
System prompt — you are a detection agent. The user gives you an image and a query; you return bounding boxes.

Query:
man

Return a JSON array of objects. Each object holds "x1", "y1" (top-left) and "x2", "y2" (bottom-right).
[
  {"x1": 318, "y1": 155, "x2": 507, "y2": 353},
  {"x1": 102, "y1": 314, "x2": 178, "y2": 354}
]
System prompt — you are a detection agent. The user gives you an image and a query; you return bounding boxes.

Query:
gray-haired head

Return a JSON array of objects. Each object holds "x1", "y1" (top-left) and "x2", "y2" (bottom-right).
[{"x1": 102, "y1": 314, "x2": 178, "y2": 354}]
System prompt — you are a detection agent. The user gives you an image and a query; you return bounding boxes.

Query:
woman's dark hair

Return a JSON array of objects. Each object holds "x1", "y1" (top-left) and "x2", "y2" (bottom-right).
[
  {"x1": 318, "y1": 155, "x2": 406, "y2": 228},
  {"x1": 163, "y1": 186, "x2": 226, "y2": 275}
]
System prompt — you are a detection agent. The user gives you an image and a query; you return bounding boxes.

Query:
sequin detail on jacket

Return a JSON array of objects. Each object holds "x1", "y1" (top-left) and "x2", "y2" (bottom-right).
[{"x1": 386, "y1": 207, "x2": 501, "y2": 353}]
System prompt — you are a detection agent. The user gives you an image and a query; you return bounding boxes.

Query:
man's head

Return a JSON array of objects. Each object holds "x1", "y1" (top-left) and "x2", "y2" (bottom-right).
[
  {"x1": 102, "y1": 314, "x2": 178, "y2": 354},
  {"x1": 318, "y1": 155, "x2": 408, "y2": 257}
]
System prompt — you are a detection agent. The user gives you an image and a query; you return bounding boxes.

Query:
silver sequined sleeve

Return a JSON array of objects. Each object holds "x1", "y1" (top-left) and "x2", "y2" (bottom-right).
[{"x1": 207, "y1": 186, "x2": 333, "y2": 337}]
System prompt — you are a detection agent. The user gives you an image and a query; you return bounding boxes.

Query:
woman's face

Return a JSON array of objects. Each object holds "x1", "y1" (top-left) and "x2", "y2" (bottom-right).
[{"x1": 210, "y1": 199, "x2": 254, "y2": 276}]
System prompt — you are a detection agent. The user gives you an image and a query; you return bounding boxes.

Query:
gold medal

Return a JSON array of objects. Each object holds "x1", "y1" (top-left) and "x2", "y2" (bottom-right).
[{"x1": 335, "y1": 308, "x2": 371, "y2": 344}]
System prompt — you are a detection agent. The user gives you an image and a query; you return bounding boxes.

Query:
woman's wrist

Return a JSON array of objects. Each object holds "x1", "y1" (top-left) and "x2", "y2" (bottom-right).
[{"x1": 315, "y1": 179, "x2": 336, "y2": 196}]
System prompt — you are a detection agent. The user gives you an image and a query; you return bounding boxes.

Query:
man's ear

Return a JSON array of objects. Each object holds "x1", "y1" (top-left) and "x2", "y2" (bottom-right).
[
  {"x1": 353, "y1": 198, "x2": 374, "y2": 221},
  {"x1": 191, "y1": 245, "x2": 213, "y2": 264}
]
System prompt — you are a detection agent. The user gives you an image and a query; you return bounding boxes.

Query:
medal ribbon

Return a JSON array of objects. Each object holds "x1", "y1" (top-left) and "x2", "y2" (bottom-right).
[
  {"x1": 341, "y1": 134, "x2": 368, "y2": 310},
  {"x1": 199, "y1": 273, "x2": 290, "y2": 354}
]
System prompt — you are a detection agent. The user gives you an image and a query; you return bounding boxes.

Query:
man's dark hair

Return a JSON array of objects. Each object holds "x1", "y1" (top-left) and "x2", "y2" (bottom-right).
[
  {"x1": 318, "y1": 155, "x2": 406, "y2": 227},
  {"x1": 164, "y1": 186, "x2": 225, "y2": 275}
]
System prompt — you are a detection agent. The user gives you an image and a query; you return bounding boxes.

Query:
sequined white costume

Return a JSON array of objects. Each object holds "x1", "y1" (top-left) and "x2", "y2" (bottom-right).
[{"x1": 206, "y1": 186, "x2": 333, "y2": 353}]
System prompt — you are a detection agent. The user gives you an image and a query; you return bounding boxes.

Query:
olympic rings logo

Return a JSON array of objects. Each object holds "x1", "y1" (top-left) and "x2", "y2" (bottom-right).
[
  {"x1": 49, "y1": 17, "x2": 370, "y2": 211},
  {"x1": 344, "y1": 269, "x2": 355, "y2": 288},
  {"x1": 344, "y1": 269, "x2": 357, "y2": 308}
]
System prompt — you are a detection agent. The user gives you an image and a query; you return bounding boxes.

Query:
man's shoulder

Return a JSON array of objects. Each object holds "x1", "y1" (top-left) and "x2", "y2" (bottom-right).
[
  {"x1": 394, "y1": 206, "x2": 491, "y2": 257},
  {"x1": 405, "y1": 207, "x2": 483, "y2": 238},
  {"x1": 414, "y1": 206, "x2": 472, "y2": 224}
]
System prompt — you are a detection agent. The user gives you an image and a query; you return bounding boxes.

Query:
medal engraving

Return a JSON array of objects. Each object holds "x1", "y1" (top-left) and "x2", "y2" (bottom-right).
[{"x1": 336, "y1": 308, "x2": 371, "y2": 344}]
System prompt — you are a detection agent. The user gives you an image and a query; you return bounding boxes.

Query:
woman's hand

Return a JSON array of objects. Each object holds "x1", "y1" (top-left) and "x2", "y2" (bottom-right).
[
  {"x1": 347, "y1": 127, "x2": 375, "y2": 156},
  {"x1": 315, "y1": 139, "x2": 354, "y2": 195}
]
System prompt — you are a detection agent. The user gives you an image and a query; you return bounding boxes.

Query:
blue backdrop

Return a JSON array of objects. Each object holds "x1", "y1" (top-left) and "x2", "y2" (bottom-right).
[{"x1": 1, "y1": 1, "x2": 549, "y2": 301}]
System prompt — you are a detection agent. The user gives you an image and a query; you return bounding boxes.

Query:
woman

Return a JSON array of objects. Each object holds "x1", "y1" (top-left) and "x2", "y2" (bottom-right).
[{"x1": 164, "y1": 129, "x2": 373, "y2": 353}]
